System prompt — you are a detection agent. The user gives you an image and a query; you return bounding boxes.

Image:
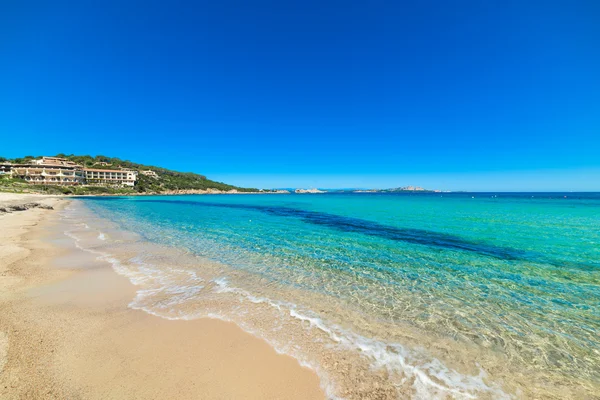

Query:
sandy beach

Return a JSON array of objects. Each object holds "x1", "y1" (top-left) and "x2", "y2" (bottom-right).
[{"x1": 0, "y1": 193, "x2": 324, "y2": 399}]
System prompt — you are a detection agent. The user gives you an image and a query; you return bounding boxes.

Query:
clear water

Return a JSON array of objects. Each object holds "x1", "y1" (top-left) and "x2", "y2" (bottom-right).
[{"x1": 67, "y1": 193, "x2": 600, "y2": 399}]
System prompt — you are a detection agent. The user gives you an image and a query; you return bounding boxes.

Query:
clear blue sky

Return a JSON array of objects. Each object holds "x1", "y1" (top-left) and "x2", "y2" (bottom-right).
[{"x1": 1, "y1": 0, "x2": 599, "y2": 191}]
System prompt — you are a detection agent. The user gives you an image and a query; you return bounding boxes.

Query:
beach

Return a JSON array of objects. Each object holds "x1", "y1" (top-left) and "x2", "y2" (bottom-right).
[
  {"x1": 2, "y1": 192, "x2": 598, "y2": 399},
  {"x1": 0, "y1": 193, "x2": 324, "y2": 399}
]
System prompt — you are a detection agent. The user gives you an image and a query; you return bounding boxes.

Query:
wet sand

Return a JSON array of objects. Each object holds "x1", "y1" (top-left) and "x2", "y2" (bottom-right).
[{"x1": 0, "y1": 193, "x2": 324, "y2": 399}]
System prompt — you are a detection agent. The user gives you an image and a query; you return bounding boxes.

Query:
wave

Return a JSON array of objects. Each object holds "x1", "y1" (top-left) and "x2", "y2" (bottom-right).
[
  {"x1": 209, "y1": 277, "x2": 508, "y2": 399},
  {"x1": 60, "y1": 202, "x2": 511, "y2": 399}
]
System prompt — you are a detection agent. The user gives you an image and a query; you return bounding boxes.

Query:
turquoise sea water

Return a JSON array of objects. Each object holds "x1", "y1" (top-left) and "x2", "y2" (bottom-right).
[{"x1": 70, "y1": 193, "x2": 600, "y2": 399}]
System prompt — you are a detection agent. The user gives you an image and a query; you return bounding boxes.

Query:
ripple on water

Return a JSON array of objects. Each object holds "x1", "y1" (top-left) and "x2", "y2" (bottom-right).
[{"x1": 64, "y1": 195, "x2": 600, "y2": 399}]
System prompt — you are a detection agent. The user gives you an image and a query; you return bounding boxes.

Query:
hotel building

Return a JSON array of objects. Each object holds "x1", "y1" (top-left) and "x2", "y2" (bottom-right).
[
  {"x1": 83, "y1": 168, "x2": 138, "y2": 187},
  {"x1": 11, "y1": 157, "x2": 85, "y2": 185},
  {"x1": 10, "y1": 157, "x2": 139, "y2": 187}
]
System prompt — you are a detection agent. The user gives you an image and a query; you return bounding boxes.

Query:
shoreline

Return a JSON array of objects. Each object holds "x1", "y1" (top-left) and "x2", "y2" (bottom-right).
[
  {"x1": 0, "y1": 193, "x2": 324, "y2": 399},
  {"x1": 67, "y1": 196, "x2": 510, "y2": 399},
  {"x1": 0, "y1": 189, "x2": 291, "y2": 197},
  {"x1": 72, "y1": 194, "x2": 598, "y2": 399},
  {"x1": 3, "y1": 192, "x2": 594, "y2": 398}
]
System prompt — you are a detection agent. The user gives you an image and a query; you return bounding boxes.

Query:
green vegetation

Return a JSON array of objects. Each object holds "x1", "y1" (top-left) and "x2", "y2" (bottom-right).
[{"x1": 1, "y1": 154, "x2": 259, "y2": 194}]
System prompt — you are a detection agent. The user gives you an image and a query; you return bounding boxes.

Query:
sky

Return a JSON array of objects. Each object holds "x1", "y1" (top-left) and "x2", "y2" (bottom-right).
[{"x1": 1, "y1": 0, "x2": 599, "y2": 191}]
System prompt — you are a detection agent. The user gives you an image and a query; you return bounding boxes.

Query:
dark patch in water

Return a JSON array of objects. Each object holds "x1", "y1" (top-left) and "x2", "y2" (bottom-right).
[
  {"x1": 80, "y1": 197, "x2": 600, "y2": 270},
  {"x1": 131, "y1": 199, "x2": 532, "y2": 261}
]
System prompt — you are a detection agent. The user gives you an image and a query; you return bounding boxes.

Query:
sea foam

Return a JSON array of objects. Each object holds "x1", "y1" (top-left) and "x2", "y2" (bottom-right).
[{"x1": 59, "y1": 202, "x2": 512, "y2": 399}]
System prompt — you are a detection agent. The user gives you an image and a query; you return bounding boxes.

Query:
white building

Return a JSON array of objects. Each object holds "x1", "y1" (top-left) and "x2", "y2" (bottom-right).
[
  {"x1": 83, "y1": 168, "x2": 138, "y2": 187},
  {"x1": 140, "y1": 170, "x2": 159, "y2": 179}
]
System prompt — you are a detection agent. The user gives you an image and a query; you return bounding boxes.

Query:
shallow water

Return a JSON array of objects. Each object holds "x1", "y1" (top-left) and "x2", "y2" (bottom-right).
[{"x1": 62, "y1": 193, "x2": 600, "y2": 399}]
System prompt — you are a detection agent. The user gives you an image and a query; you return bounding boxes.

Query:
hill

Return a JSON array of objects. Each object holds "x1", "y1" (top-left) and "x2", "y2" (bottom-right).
[{"x1": 0, "y1": 154, "x2": 259, "y2": 195}]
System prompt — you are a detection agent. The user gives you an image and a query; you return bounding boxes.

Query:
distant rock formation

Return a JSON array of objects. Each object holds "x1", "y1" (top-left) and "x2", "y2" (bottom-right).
[
  {"x1": 295, "y1": 188, "x2": 326, "y2": 194},
  {"x1": 265, "y1": 189, "x2": 290, "y2": 194},
  {"x1": 387, "y1": 186, "x2": 428, "y2": 192},
  {"x1": 353, "y1": 186, "x2": 443, "y2": 193}
]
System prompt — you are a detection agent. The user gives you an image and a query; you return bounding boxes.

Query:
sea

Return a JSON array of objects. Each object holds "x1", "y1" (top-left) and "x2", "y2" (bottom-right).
[{"x1": 60, "y1": 192, "x2": 600, "y2": 399}]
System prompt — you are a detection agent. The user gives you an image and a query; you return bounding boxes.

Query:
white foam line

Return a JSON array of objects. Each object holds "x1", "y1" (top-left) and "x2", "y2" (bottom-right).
[
  {"x1": 61, "y1": 208, "x2": 509, "y2": 400},
  {"x1": 210, "y1": 278, "x2": 511, "y2": 400}
]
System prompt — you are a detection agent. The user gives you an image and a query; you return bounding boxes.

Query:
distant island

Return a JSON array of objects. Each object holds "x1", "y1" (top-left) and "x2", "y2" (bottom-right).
[
  {"x1": 295, "y1": 188, "x2": 326, "y2": 194},
  {"x1": 0, "y1": 154, "x2": 267, "y2": 195},
  {"x1": 355, "y1": 186, "x2": 444, "y2": 193}
]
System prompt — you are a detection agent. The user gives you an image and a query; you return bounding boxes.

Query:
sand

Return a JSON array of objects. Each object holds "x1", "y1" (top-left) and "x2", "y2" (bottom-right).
[{"x1": 0, "y1": 193, "x2": 324, "y2": 399}]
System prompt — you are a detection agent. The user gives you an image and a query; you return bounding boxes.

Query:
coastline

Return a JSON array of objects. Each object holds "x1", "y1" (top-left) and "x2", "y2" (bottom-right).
[
  {"x1": 0, "y1": 193, "x2": 324, "y2": 399},
  {"x1": 0, "y1": 188, "x2": 291, "y2": 197},
  {"x1": 3, "y1": 192, "x2": 596, "y2": 398}
]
